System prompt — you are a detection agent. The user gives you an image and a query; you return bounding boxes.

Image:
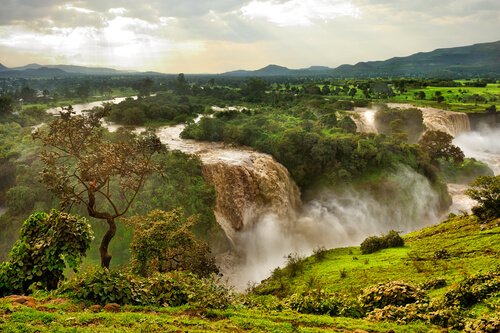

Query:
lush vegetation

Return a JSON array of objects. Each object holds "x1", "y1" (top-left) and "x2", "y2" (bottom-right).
[
  {"x1": 0, "y1": 210, "x2": 93, "y2": 296},
  {"x1": 2, "y1": 212, "x2": 500, "y2": 332},
  {"x1": 0, "y1": 74, "x2": 499, "y2": 332}
]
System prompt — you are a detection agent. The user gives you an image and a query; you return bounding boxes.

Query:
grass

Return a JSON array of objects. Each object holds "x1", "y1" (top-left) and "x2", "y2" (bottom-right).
[
  {"x1": 0, "y1": 297, "x2": 446, "y2": 332},
  {"x1": 255, "y1": 213, "x2": 500, "y2": 315},
  {"x1": 2, "y1": 212, "x2": 500, "y2": 332}
]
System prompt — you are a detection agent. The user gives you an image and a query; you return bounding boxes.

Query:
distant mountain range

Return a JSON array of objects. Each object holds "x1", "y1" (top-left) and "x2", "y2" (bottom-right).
[
  {"x1": 0, "y1": 63, "x2": 163, "y2": 77},
  {"x1": 222, "y1": 40, "x2": 500, "y2": 78},
  {"x1": 1, "y1": 40, "x2": 499, "y2": 78}
]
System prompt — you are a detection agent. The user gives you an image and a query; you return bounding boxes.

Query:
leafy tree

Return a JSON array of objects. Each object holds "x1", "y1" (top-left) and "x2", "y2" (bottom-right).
[
  {"x1": 348, "y1": 87, "x2": 357, "y2": 99},
  {"x1": 20, "y1": 86, "x2": 37, "y2": 104},
  {"x1": 465, "y1": 175, "x2": 500, "y2": 220},
  {"x1": 418, "y1": 130, "x2": 464, "y2": 167},
  {"x1": 32, "y1": 107, "x2": 163, "y2": 268},
  {"x1": 338, "y1": 116, "x2": 357, "y2": 134},
  {"x1": 175, "y1": 73, "x2": 189, "y2": 95},
  {"x1": 321, "y1": 85, "x2": 331, "y2": 95},
  {"x1": 126, "y1": 208, "x2": 219, "y2": 278},
  {"x1": 0, "y1": 210, "x2": 93, "y2": 296},
  {"x1": 241, "y1": 78, "x2": 267, "y2": 102},
  {"x1": 139, "y1": 78, "x2": 154, "y2": 98},
  {"x1": 76, "y1": 85, "x2": 91, "y2": 101},
  {"x1": 0, "y1": 96, "x2": 15, "y2": 115}
]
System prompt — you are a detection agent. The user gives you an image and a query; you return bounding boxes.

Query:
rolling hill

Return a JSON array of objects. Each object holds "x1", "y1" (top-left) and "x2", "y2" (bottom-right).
[
  {"x1": 222, "y1": 40, "x2": 500, "y2": 78},
  {"x1": 1, "y1": 40, "x2": 499, "y2": 78}
]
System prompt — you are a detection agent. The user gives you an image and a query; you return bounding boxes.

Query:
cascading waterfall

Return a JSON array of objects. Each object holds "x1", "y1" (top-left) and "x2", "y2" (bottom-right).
[
  {"x1": 352, "y1": 104, "x2": 471, "y2": 138},
  {"x1": 91, "y1": 100, "x2": 495, "y2": 290}
]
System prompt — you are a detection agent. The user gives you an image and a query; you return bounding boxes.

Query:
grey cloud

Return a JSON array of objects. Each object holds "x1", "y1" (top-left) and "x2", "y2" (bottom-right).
[{"x1": 173, "y1": 11, "x2": 269, "y2": 43}]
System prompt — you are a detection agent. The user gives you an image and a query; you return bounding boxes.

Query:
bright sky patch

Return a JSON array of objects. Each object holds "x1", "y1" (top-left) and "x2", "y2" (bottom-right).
[{"x1": 241, "y1": 0, "x2": 361, "y2": 27}]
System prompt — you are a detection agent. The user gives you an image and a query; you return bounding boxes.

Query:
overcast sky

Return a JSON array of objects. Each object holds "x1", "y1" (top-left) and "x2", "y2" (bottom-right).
[{"x1": 0, "y1": 0, "x2": 499, "y2": 73}]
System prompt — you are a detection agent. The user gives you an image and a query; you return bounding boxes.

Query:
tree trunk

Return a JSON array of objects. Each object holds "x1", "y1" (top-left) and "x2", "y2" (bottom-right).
[{"x1": 99, "y1": 217, "x2": 116, "y2": 268}]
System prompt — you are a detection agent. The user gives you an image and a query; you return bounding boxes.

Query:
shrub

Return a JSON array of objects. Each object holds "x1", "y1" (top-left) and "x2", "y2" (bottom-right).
[
  {"x1": 359, "y1": 281, "x2": 427, "y2": 311},
  {"x1": 313, "y1": 246, "x2": 328, "y2": 261},
  {"x1": 443, "y1": 269, "x2": 500, "y2": 307},
  {"x1": 465, "y1": 318, "x2": 500, "y2": 333},
  {"x1": 420, "y1": 277, "x2": 447, "y2": 290},
  {"x1": 360, "y1": 230, "x2": 404, "y2": 254},
  {"x1": 62, "y1": 267, "x2": 231, "y2": 308},
  {"x1": 126, "y1": 208, "x2": 219, "y2": 278},
  {"x1": 368, "y1": 303, "x2": 464, "y2": 329},
  {"x1": 465, "y1": 175, "x2": 500, "y2": 220},
  {"x1": 0, "y1": 210, "x2": 93, "y2": 296},
  {"x1": 360, "y1": 236, "x2": 385, "y2": 254},
  {"x1": 434, "y1": 249, "x2": 451, "y2": 260},
  {"x1": 284, "y1": 252, "x2": 305, "y2": 277},
  {"x1": 383, "y1": 230, "x2": 405, "y2": 248},
  {"x1": 282, "y1": 290, "x2": 362, "y2": 317}
]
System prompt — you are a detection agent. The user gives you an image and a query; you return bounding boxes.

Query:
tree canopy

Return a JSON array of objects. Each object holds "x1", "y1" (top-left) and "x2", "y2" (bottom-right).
[
  {"x1": 418, "y1": 130, "x2": 464, "y2": 167},
  {"x1": 127, "y1": 208, "x2": 219, "y2": 278}
]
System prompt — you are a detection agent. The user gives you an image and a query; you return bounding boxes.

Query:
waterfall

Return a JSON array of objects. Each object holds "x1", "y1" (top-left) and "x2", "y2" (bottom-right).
[
  {"x1": 353, "y1": 104, "x2": 471, "y2": 138},
  {"x1": 422, "y1": 109, "x2": 470, "y2": 137},
  {"x1": 201, "y1": 153, "x2": 301, "y2": 239}
]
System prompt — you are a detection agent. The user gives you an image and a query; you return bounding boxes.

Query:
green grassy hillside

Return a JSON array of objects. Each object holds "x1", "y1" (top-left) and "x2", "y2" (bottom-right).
[{"x1": 2, "y1": 213, "x2": 499, "y2": 332}]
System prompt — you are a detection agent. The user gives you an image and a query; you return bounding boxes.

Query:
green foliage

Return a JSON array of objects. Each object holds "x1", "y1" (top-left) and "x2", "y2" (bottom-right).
[
  {"x1": 313, "y1": 246, "x2": 328, "y2": 261},
  {"x1": 360, "y1": 230, "x2": 404, "y2": 254},
  {"x1": 443, "y1": 268, "x2": 500, "y2": 308},
  {"x1": 281, "y1": 290, "x2": 362, "y2": 317},
  {"x1": 358, "y1": 281, "x2": 427, "y2": 311},
  {"x1": 420, "y1": 277, "x2": 447, "y2": 290},
  {"x1": 338, "y1": 116, "x2": 357, "y2": 133},
  {"x1": 126, "y1": 208, "x2": 219, "y2": 278},
  {"x1": 63, "y1": 267, "x2": 231, "y2": 309},
  {"x1": 107, "y1": 93, "x2": 202, "y2": 126},
  {"x1": 375, "y1": 106, "x2": 425, "y2": 143},
  {"x1": 465, "y1": 175, "x2": 500, "y2": 220},
  {"x1": 284, "y1": 252, "x2": 306, "y2": 277},
  {"x1": 0, "y1": 210, "x2": 93, "y2": 296},
  {"x1": 418, "y1": 130, "x2": 465, "y2": 167},
  {"x1": 438, "y1": 157, "x2": 494, "y2": 183}
]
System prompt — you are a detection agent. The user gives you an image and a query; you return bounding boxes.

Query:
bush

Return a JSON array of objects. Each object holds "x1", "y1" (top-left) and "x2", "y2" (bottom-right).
[
  {"x1": 360, "y1": 236, "x2": 385, "y2": 254},
  {"x1": 465, "y1": 175, "x2": 500, "y2": 220},
  {"x1": 465, "y1": 318, "x2": 500, "y2": 333},
  {"x1": 0, "y1": 210, "x2": 93, "y2": 296},
  {"x1": 359, "y1": 281, "x2": 427, "y2": 311},
  {"x1": 360, "y1": 230, "x2": 404, "y2": 254},
  {"x1": 282, "y1": 290, "x2": 362, "y2": 317},
  {"x1": 126, "y1": 209, "x2": 219, "y2": 278},
  {"x1": 383, "y1": 230, "x2": 405, "y2": 248},
  {"x1": 284, "y1": 252, "x2": 305, "y2": 277},
  {"x1": 420, "y1": 277, "x2": 447, "y2": 290},
  {"x1": 368, "y1": 303, "x2": 464, "y2": 329},
  {"x1": 62, "y1": 267, "x2": 232, "y2": 308},
  {"x1": 443, "y1": 269, "x2": 500, "y2": 307},
  {"x1": 313, "y1": 246, "x2": 328, "y2": 261},
  {"x1": 434, "y1": 249, "x2": 451, "y2": 259}
]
